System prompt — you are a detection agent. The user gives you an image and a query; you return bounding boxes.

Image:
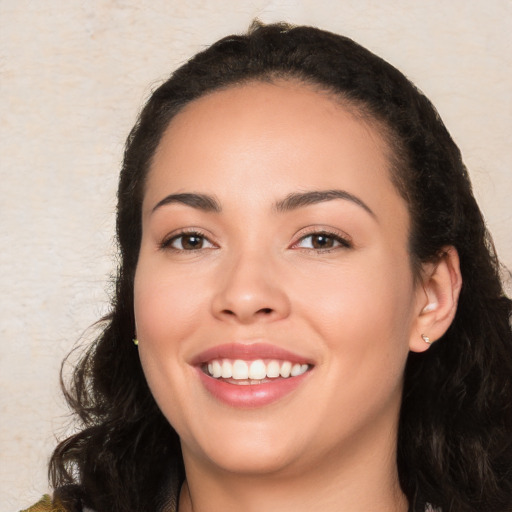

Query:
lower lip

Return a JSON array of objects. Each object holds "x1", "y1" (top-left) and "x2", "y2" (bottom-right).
[{"x1": 196, "y1": 368, "x2": 311, "y2": 408}]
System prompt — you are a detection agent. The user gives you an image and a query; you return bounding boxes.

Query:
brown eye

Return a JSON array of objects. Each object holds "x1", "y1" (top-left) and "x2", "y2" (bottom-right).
[
  {"x1": 295, "y1": 232, "x2": 351, "y2": 250},
  {"x1": 310, "y1": 234, "x2": 335, "y2": 249},
  {"x1": 181, "y1": 235, "x2": 204, "y2": 250},
  {"x1": 166, "y1": 233, "x2": 214, "y2": 251}
]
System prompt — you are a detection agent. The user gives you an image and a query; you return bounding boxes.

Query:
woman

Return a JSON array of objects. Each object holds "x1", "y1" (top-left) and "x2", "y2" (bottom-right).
[{"x1": 24, "y1": 22, "x2": 512, "y2": 512}]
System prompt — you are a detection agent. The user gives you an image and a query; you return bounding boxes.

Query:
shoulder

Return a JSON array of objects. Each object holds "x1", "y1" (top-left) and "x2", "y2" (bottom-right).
[
  {"x1": 19, "y1": 494, "x2": 95, "y2": 512},
  {"x1": 19, "y1": 495, "x2": 66, "y2": 512}
]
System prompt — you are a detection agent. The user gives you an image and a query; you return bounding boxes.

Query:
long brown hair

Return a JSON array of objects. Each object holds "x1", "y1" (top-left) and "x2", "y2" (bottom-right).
[{"x1": 50, "y1": 22, "x2": 512, "y2": 512}]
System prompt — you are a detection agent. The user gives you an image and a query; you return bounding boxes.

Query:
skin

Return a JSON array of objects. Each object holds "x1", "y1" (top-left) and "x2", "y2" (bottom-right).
[{"x1": 134, "y1": 81, "x2": 461, "y2": 512}]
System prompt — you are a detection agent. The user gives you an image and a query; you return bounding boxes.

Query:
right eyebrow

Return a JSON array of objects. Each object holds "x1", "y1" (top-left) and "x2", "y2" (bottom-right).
[{"x1": 151, "y1": 193, "x2": 221, "y2": 214}]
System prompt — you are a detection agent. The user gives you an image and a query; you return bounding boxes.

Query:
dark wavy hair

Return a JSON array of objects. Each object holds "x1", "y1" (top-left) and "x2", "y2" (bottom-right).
[{"x1": 49, "y1": 22, "x2": 512, "y2": 512}]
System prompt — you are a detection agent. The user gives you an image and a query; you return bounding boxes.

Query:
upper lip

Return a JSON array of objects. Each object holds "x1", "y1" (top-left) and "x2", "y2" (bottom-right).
[{"x1": 190, "y1": 342, "x2": 314, "y2": 366}]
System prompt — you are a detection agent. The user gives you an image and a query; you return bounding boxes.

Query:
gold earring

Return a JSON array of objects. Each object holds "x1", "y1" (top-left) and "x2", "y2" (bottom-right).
[
  {"x1": 421, "y1": 334, "x2": 431, "y2": 345},
  {"x1": 133, "y1": 338, "x2": 139, "y2": 346}
]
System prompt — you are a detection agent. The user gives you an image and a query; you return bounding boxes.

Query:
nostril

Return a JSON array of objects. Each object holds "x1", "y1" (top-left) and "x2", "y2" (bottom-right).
[{"x1": 258, "y1": 308, "x2": 273, "y2": 315}]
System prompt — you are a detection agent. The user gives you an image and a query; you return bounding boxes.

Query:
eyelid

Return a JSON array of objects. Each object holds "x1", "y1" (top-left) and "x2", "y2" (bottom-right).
[
  {"x1": 290, "y1": 226, "x2": 353, "y2": 251},
  {"x1": 160, "y1": 228, "x2": 217, "y2": 251}
]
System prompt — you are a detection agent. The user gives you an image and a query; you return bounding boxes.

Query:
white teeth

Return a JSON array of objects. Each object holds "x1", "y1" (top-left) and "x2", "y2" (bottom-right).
[
  {"x1": 290, "y1": 363, "x2": 302, "y2": 377},
  {"x1": 205, "y1": 358, "x2": 310, "y2": 380},
  {"x1": 249, "y1": 360, "x2": 267, "y2": 380},
  {"x1": 266, "y1": 360, "x2": 281, "y2": 378},
  {"x1": 280, "y1": 361, "x2": 292, "y2": 378},
  {"x1": 221, "y1": 360, "x2": 233, "y2": 378},
  {"x1": 291, "y1": 363, "x2": 309, "y2": 377},
  {"x1": 212, "y1": 360, "x2": 222, "y2": 378},
  {"x1": 232, "y1": 360, "x2": 249, "y2": 380}
]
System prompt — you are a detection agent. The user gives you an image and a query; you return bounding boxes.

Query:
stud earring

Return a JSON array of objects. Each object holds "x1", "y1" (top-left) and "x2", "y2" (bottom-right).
[
  {"x1": 133, "y1": 338, "x2": 139, "y2": 346},
  {"x1": 421, "y1": 334, "x2": 431, "y2": 345}
]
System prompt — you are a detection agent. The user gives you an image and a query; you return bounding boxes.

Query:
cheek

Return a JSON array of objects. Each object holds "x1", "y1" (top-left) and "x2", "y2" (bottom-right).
[
  {"x1": 134, "y1": 260, "x2": 207, "y2": 346},
  {"x1": 133, "y1": 260, "x2": 208, "y2": 405},
  {"x1": 291, "y1": 250, "x2": 415, "y2": 371},
  {"x1": 133, "y1": 261, "x2": 207, "y2": 431},
  {"x1": 299, "y1": 260, "x2": 412, "y2": 327}
]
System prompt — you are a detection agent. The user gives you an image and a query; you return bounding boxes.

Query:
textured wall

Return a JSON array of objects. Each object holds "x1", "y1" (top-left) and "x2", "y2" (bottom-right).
[{"x1": 1, "y1": 1, "x2": 510, "y2": 509}]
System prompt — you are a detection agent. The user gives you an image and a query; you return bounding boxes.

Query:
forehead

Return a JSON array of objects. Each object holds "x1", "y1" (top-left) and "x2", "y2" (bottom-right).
[
  {"x1": 145, "y1": 81, "x2": 405, "y2": 223},
  {"x1": 158, "y1": 80, "x2": 388, "y2": 156}
]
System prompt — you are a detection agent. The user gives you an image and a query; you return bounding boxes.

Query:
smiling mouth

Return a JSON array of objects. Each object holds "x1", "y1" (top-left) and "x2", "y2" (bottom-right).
[{"x1": 203, "y1": 358, "x2": 311, "y2": 384}]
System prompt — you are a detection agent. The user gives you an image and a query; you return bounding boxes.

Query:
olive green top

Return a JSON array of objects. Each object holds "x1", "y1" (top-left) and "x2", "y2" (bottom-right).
[
  {"x1": 19, "y1": 495, "x2": 66, "y2": 512},
  {"x1": 20, "y1": 491, "x2": 179, "y2": 512},
  {"x1": 21, "y1": 492, "x2": 437, "y2": 511}
]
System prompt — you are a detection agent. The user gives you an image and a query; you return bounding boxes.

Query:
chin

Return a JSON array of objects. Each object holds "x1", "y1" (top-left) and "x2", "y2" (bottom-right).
[
  {"x1": 181, "y1": 418, "x2": 309, "y2": 476},
  {"x1": 198, "y1": 443, "x2": 296, "y2": 476}
]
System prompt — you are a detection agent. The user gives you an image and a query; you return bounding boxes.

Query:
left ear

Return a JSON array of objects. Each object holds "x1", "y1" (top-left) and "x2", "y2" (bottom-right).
[{"x1": 409, "y1": 246, "x2": 462, "y2": 353}]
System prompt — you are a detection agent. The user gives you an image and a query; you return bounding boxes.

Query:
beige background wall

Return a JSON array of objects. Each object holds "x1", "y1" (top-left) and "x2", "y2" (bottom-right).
[{"x1": 1, "y1": 1, "x2": 510, "y2": 509}]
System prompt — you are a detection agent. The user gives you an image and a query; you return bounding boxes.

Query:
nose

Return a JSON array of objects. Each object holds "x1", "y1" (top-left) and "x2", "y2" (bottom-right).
[{"x1": 211, "y1": 251, "x2": 291, "y2": 324}]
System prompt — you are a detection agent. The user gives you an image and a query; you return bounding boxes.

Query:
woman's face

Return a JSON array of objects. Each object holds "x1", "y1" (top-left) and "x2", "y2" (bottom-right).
[{"x1": 134, "y1": 81, "x2": 425, "y2": 477}]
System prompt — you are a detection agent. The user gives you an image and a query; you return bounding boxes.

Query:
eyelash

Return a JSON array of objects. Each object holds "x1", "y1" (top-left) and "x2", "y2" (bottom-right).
[
  {"x1": 292, "y1": 230, "x2": 352, "y2": 253},
  {"x1": 160, "y1": 229, "x2": 352, "y2": 253},
  {"x1": 160, "y1": 230, "x2": 215, "y2": 252}
]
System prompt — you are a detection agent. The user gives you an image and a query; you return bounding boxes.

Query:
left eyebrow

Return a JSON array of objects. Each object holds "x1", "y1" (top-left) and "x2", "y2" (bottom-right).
[{"x1": 274, "y1": 189, "x2": 376, "y2": 218}]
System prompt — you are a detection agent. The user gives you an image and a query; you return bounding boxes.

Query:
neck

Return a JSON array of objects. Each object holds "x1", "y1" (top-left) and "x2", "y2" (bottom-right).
[{"x1": 177, "y1": 427, "x2": 408, "y2": 512}]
